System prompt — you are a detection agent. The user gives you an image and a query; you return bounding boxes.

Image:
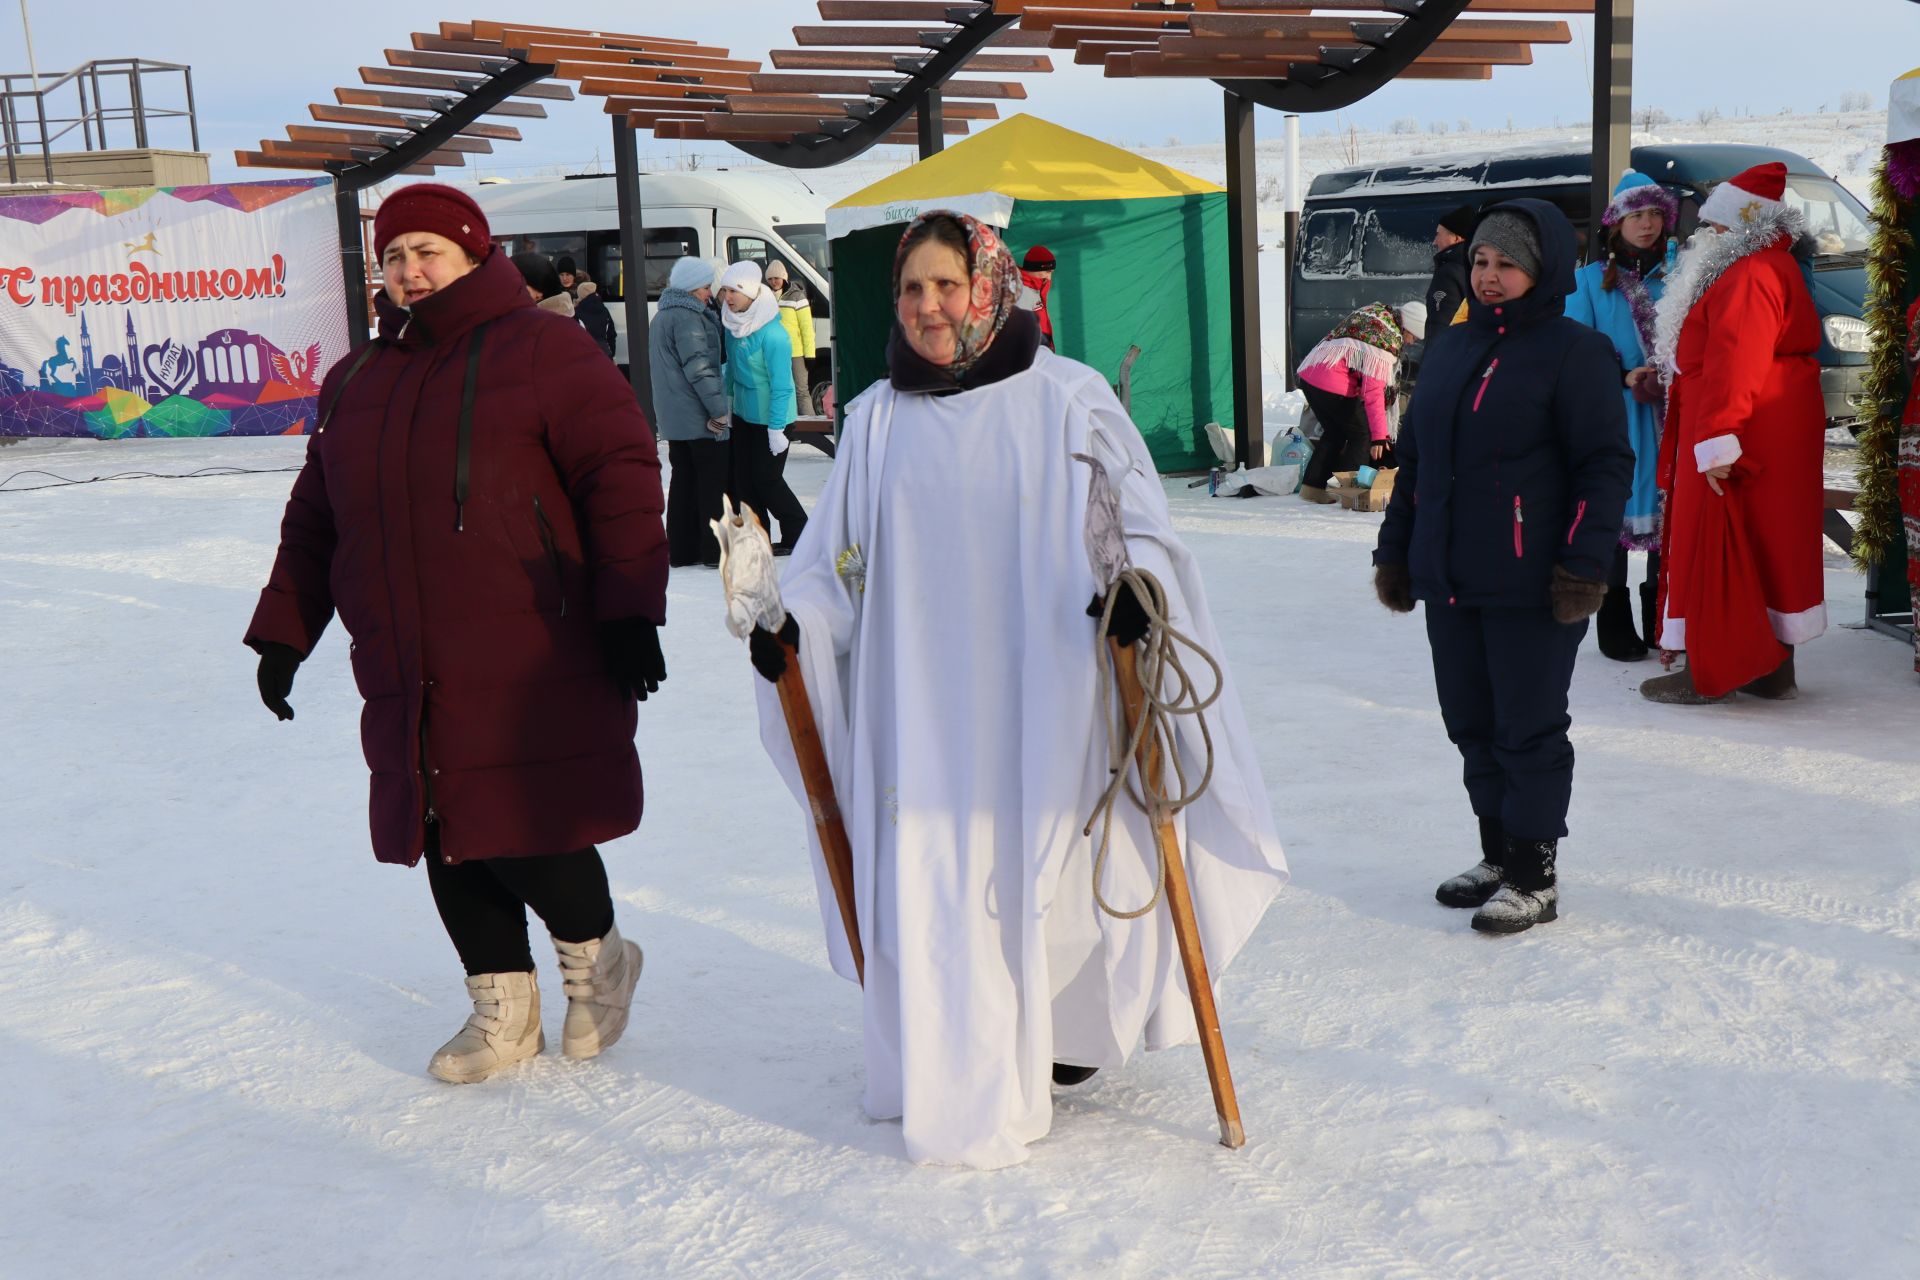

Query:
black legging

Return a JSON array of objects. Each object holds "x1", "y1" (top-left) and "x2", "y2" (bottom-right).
[
  {"x1": 727, "y1": 413, "x2": 808, "y2": 546},
  {"x1": 666, "y1": 436, "x2": 728, "y2": 567},
  {"x1": 425, "y1": 840, "x2": 614, "y2": 976},
  {"x1": 1300, "y1": 382, "x2": 1390, "y2": 489}
]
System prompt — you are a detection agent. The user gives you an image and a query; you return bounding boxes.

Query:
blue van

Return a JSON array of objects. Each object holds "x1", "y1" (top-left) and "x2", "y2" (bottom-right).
[{"x1": 1289, "y1": 143, "x2": 1871, "y2": 430}]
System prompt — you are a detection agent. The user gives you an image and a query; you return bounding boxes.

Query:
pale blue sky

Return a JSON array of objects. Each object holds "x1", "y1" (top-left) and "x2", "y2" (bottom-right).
[{"x1": 17, "y1": 0, "x2": 1916, "y2": 179}]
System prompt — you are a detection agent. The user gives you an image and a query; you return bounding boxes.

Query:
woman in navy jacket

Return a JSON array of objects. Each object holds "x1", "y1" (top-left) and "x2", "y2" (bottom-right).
[{"x1": 1372, "y1": 200, "x2": 1634, "y2": 934}]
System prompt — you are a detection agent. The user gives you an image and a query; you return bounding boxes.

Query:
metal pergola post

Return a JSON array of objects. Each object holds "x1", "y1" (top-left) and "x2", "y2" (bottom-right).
[
  {"x1": 918, "y1": 87, "x2": 944, "y2": 159},
  {"x1": 1223, "y1": 89, "x2": 1263, "y2": 470},
  {"x1": 335, "y1": 179, "x2": 372, "y2": 347},
  {"x1": 612, "y1": 116, "x2": 655, "y2": 420},
  {"x1": 1590, "y1": 0, "x2": 1634, "y2": 255}
]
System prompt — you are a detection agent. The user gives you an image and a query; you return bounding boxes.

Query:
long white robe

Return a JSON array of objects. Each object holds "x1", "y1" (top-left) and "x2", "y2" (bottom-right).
[{"x1": 756, "y1": 348, "x2": 1288, "y2": 1168}]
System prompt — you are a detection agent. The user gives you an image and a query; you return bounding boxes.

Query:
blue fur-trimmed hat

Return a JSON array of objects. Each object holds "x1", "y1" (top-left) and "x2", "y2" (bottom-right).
[{"x1": 1602, "y1": 170, "x2": 1680, "y2": 228}]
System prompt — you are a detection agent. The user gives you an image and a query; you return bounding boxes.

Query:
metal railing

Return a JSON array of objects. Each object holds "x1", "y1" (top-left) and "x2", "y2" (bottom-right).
[{"x1": 1, "y1": 58, "x2": 200, "y2": 185}]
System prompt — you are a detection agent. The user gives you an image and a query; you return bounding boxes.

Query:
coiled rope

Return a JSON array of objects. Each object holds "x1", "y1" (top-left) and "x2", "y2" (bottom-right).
[{"x1": 1082, "y1": 567, "x2": 1224, "y2": 919}]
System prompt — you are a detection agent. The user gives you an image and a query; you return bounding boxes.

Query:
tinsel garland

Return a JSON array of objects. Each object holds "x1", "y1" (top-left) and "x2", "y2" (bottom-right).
[{"x1": 1853, "y1": 156, "x2": 1913, "y2": 571}]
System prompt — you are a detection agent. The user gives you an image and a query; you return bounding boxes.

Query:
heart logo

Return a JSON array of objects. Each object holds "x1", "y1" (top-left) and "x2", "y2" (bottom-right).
[{"x1": 143, "y1": 339, "x2": 196, "y2": 398}]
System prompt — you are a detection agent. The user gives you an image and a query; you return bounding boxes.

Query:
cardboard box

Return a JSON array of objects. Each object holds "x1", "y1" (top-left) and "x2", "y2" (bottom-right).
[{"x1": 1327, "y1": 468, "x2": 1397, "y2": 512}]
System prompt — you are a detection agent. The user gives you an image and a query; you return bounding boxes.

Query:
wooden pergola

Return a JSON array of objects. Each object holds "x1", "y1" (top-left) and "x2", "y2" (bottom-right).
[{"x1": 237, "y1": 3, "x2": 1635, "y2": 459}]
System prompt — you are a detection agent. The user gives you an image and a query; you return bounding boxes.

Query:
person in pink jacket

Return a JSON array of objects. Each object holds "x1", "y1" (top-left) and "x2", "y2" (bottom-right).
[{"x1": 1297, "y1": 300, "x2": 1426, "y2": 503}]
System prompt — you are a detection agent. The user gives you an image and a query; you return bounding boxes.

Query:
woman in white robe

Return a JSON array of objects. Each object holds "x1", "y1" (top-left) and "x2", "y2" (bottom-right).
[{"x1": 751, "y1": 211, "x2": 1287, "y2": 1168}]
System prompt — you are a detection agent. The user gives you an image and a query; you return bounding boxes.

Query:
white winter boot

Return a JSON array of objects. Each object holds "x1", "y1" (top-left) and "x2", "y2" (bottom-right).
[
  {"x1": 427, "y1": 970, "x2": 543, "y2": 1084},
  {"x1": 552, "y1": 921, "x2": 643, "y2": 1059}
]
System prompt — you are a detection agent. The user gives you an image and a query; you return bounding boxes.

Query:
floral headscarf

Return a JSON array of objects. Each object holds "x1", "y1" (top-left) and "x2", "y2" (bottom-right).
[{"x1": 891, "y1": 210, "x2": 1022, "y2": 377}]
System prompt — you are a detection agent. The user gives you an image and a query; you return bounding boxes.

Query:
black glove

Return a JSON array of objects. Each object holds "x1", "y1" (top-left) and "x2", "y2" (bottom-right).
[
  {"x1": 254, "y1": 641, "x2": 303, "y2": 721},
  {"x1": 749, "y1": 615, "x2": 800, "y2": 683},
  {"x1": 1087, "y1": 586, "x2": 1152, "y2": 648},
  {"x1": 601, "y1": 617, "x2": 667, "y2": 701},
  {"x1": 1373, "y1": 563, "x2": 1414, "y2": 614}
]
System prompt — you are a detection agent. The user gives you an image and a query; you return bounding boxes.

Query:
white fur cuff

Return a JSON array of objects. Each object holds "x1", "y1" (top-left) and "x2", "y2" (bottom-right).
[{"x1": 1694, "y1": 434, "x2": 1743, "y2": 472}]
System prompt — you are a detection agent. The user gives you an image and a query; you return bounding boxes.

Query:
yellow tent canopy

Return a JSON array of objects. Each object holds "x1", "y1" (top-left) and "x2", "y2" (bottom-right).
[{"x1": 825, "y1": 114, "x2": 1221, "y2": 238}]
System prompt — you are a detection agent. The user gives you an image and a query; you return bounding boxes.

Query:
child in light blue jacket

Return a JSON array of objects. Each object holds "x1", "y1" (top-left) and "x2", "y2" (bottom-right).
[
  {"x1": 718, "y1": 261, "x2": 806, "y2": 551},
  {"x1": 1563, "y1": 170, "x2": 1676, "y2": 661}
]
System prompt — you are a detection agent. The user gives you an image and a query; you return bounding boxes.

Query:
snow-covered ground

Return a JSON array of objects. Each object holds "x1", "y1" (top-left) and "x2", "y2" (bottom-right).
[{"x1": 2, "y1": 430, "x2": 1915, "y2": 1278}]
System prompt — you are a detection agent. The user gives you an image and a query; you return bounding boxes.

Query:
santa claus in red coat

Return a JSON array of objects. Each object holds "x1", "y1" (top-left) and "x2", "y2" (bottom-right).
[{"x1": 1640, "y1": 162, "x2": 1827, "y2": 703}]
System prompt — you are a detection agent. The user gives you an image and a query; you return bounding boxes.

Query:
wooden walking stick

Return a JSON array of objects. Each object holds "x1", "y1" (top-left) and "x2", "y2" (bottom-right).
[
  {"x1": 1108, "y1": 627, "x2": 1244, "y2": 1150},
  {"x1": 712, "y1": 500, "x2": 864, "y2": 983},
  {"x1": 1076, "y1": 444, "x2": 1243, "y2": 1148}
]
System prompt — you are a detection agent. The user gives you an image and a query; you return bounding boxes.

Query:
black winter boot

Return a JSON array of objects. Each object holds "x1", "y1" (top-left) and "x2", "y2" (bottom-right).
[
  {"x1": 1639, "y1": 581, "x2": 1662, "y2": 651},
  {"x1": 1595, "y1": 586, "x2": 1648, "y2": 662},
  {"x1": 1472, "y1": 836, "x2": 1559, "y2": 934},
  {"x1": 1436, "y1": 816, "x2": 1507, "y2": 908}
]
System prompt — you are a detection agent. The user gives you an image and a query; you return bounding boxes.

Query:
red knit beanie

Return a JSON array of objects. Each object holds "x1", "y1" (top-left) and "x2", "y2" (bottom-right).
[
  {"x1": 1022, "y1": 244, "x2": 1055, "y2": 270},
  {"x1": 373, "y1": 184, "x2": 491, "y2": 260}
]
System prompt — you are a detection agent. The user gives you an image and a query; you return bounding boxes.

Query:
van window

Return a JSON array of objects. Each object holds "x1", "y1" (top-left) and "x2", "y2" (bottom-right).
[
  {"x1": 1301, "y1": 209, "x2": 1359, "y2": 278},
  {"x1": 729, "y1": 235, "x2": 831, "y2": 320},
  {"x1": 492, "y1": 227, "x2": 697, "y2": 302},
  {"x1": 643, "y1": 227, "x2": 700, "y2": 299},
  {"x1": 1361, "y1": 207, "x2": 1442, "y2": 278}
]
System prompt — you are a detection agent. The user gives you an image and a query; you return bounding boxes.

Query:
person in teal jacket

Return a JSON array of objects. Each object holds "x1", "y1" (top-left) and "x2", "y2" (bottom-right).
[
  {"x1": 718, "y1": 260, "x2": 807, "y2": 551},
  {"x1": 1564, "y1": 170, "x2": 1677, "y2": 661}
]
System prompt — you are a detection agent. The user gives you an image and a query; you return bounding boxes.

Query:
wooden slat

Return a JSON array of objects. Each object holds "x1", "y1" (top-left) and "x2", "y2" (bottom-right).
[
  {"x1": 287, "y1": 124, "x2": 494, "y2": 153},
  {"x1": 473, "y1": 19, "x2": 707, "y2": 48},
  {"x1": 384, "y1": 48, "x2": 518, "y2": 74},
  {"x1": 523, "y1": 43, "x2": 761, "y2": 74},
  {"x1": 1110, "y1": 50, "x2": 1494, "y2": 79},
  {"x1": 411, "y1": 32, "x2": 510, "y2": 57},
  {"x1": 594, "y1": 91, "x2": 729, "y2": 111},
  {"x1": 769, "y1": 49, "x2": 1051, "y2": 70},
  {"x1": 1075, "y1": 40, "x2": 1156, "y2": 64},
  {"x1": 655, "y1": 117, "x2": 929, "y2": 145},
  {"x1": 358, "y1": 66, "x2": 575, "y2": 99},
  {"x1": 335, "y1": 87, "x2": 549, "y2": 118},
  {"x1": 749, "y1": 73, "x2": 1027, "y2": 98},
  {"x1": 1019, "y1": 8, "x2": 1196, "y2": 31},
  {"x1": 308, "y1": 103, "x2": 523, "y2": 141},
  {"x1": 994, "y1": 0, "x2": 1228, "y2": 9},
  {"x1": 727, "y1": 93, "x2": 1001, "y2": 118},
  {"x1": 1215, "y1": 0, "x2": 1589, "y2": 11},
  {"x1": 791, "y1": 24, "x2": 1052, "y2": 46},
  {"x1": 487, "y1": 26, "x2": 720, "y2": 58},
  {"x1": 1048, "y1": 26, "x2": 1174, "y2": 48},
  {"x1": 559, "y1": 63, "x2": 755, "y2": 91},
  {"x1": 237, "y1": 151, "x2": 346, "y2": 173},
  {"x1": 1157, "y1": 36, "x2": 1534, "y2": 64},
  {"x1": 261, "y1": 137, "x2": 469, "y2": 166},
  {"x1": 1186, "y1": 13, "x2": 1571, "y2": 41},
  {"x1": 819, "y1": 0, "x2": 987, "y2": 17}
]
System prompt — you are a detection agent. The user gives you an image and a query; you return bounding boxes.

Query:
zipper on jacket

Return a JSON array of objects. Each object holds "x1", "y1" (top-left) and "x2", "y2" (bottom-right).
[
  {"x1": 532, "y1": 494, "x2": 569, "y2": 618},
  {"x1": 420, "y1": 689, "x2": 439, "y2": 833},
  {"x1": 1513, "y1": 495, "x2": 1525, "y2": 558},
  {"x1": 1566, "y1": 499, "x2": 1587, "y2": 546},
  {"x1": 1473, "y1": 358, "x2": 1500, "y2": 412}
]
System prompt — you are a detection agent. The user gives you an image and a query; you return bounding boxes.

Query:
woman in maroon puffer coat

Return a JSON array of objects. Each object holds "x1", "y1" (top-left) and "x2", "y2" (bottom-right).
[{"x1": 245, "y1": 185, "x2": 669, "y2": 1084}]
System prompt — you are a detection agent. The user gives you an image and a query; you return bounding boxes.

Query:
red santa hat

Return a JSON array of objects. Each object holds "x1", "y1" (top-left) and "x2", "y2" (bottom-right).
[{"x1": 1696, "y1": 162, "x2": 1789, "y2": 230}]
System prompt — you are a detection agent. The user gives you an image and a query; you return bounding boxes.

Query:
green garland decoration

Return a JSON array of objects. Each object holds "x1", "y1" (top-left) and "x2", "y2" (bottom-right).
[{"x1": 1855, "y1": 156, "x2": 1914, "y2": 571}]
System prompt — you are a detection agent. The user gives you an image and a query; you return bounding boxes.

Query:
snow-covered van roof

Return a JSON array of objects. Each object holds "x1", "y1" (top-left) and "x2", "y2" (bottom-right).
[{"x1": 1307, "y1": 142, "x2": 1825, "y2": 201}]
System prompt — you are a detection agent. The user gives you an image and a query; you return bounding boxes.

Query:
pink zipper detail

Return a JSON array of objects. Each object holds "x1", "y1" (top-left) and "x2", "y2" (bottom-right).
[
  {"x1": 1473, "y1": 358, "x2": 1499, "y2": 412},
  {"x1": 1566, "y1": 499, "x2": 1587, "y2": 546},
  {"x1": 1512, "y1": 495, "x2": 1524, "y2": 558}
]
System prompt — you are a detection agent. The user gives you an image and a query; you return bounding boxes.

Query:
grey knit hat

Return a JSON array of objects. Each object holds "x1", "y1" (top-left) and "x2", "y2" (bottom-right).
[{"x1": 1470, "y1": 210, "x2": 1542, "y2": 281}]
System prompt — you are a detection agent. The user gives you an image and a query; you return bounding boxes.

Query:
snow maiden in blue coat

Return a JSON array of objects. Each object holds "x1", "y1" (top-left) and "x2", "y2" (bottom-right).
[
  {"x1": 1372, "y1": 200, "x2": 1634, "y2": 936},
  {"x1": 1563, "y1": 170, "x2": 1678, "y2": 661}
]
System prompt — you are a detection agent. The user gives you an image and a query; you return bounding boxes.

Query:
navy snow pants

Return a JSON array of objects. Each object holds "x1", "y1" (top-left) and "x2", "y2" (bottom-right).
[{"x1": 1423, "y1": 602, "x2": 1586, "y2": 842}]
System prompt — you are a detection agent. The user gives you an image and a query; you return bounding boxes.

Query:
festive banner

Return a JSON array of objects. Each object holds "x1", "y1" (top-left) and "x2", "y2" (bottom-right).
[{"x1": 0, "y1": 178, "x2": 348, "y2": 438}]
